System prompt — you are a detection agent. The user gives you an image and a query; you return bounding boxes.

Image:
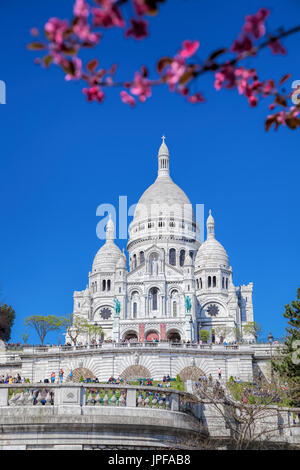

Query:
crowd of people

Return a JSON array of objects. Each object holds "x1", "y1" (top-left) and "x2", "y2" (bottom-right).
[{"x1": 0, "y1": 373, "x2": 24, "y2": 384}]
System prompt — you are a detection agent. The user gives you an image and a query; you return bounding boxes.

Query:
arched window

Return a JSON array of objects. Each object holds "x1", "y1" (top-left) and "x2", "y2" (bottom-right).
[
  {"x1": 133, "y1": 254, "x2": 137, "y2": 269},
  {"x1": 150, "y1": 287, "x2": 159, "y2": 311},
  {"x1": 140, "y1": 251, "x2": 145, "y2": 264},
  {"x1": 179, "y1": 250, "x2": 185, "y2": 267},
  {"x1": 107, "y1": 280, "x2": 111, "y2": 291},
  {"x1": 222, "y1": 277, "x2": 225, "y2": 289},
  {"x1": 102, "y1": 280, "x2": 106, "y2": 291},
  {"x1": 226, "y1": 278, "x2": 228, "y2": 289},
  {"x1": 196, "y1": 279, "x2": 199, "y2": 289},
  {"x1": 200, "y1": 278, "x2": 203, "y2": 289},
  {"x1": 213, "y1": 276, "x2": 216, "y2": 287},
  {"x1": 169, "y1": 248, "x2": 176, "y2": 266},
  {"x1": 95, "y1": 281, "x2": 97, "y2": 292},
  {"x1": 208, "y1": 276, "x2": 211, "y2": 288},
  {"x1": 172, "y1": 301, "x2": 177, "y2": 317},
  {"x1": 133, "y1": 302, "x2": 137, "y2": 318}
]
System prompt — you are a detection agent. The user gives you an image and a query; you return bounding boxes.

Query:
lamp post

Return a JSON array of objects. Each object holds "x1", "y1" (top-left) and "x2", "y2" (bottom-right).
[
  {"x1": 268, "y1": 332, "x2": 274, "y2": 384},
  {"x1": 189, "y1": 317, "x2": 193, "y2": 342}
]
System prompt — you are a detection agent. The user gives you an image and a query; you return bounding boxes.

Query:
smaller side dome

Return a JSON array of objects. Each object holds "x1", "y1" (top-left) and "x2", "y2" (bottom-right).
[
  {"x1": 116, "y1": 250, "x2": 127, "y2": 269},
  {"x1": 92, "y1": 215, "x2": 122, "y2": 272},
  {"x1": 195, "y1": 210, "x2": 230, "y2": 269}
]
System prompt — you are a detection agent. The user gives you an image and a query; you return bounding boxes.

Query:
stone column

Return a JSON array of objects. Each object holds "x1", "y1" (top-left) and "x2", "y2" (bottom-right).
[
  {"x1": 0, "y1": 387, "x2": 8, "y2": 406},
  {"x1": 126, "y1": 388, "x2": 137, "y2": 407}
]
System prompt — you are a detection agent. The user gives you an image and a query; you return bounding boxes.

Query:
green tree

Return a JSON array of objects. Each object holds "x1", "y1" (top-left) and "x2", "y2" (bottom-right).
[
  {"x1": 62, "y1": 314, "x2": 104, "y2": 346},
  {"x1": 199, "y1": 330, "x2": 210, "y2": 343},
  {"x1": 24, "y1": 315, "x2": 63, "y2": 346},
  {"x1": 242, "y1": 321, "x2": 262, "y2": 341},
  {"x1": 273, "y1": 287, "x2": 300, "y2": 406},
  {"x1": 0, "y1": 304, "x2": 16, "y2": 342}
]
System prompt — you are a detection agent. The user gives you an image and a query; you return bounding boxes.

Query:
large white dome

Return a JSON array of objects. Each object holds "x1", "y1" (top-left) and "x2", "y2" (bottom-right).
[
  {"x1": 131, "y1": 138, "x2": 195, "y2": 229},
  {"x1": 134, "y1": 175, "x2": 192, "y2": 220}
]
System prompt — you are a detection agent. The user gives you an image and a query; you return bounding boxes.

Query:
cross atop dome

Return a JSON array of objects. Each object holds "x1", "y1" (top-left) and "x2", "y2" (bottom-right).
[{"x1": 158, "y1": 135, "x2": 170, "y2": 177}]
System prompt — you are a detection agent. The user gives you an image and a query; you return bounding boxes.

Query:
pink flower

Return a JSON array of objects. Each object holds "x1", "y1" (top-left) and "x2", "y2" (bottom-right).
[
  {"x1": 231, "y1": 35, "x2": 253, "y2": 55},
  {"x1": 179, "y1": 40, "x2": 200, "y2": 59},
  {"x1": 268, "y1": 38, "x2": 286, "y2": 55},
  {"x1": 65, "y1": 57, "x2": 83, "y2": 81},
  {"x1": 188, "y1": 92, "x2": 205, "y2": 103},
  {"x1": 120, "y1": 91, "x2": 136, "y2": 107},
  {"x1": 243, "y1": 8, "x2": 270, "y2": 40},
  {"x1": 125, "y1": 19, "x2": 148, "y2": 40},
  {"x1": 74, "y1": 0, "x2": 89, "y2": 19},
  {"x1": 30, "y1": 27, "x2": 39, "y2": 37},
  {"x1": 133, "y1": 0, "x2": 150, "y2": 16},
  {"x1": 74, "y1": 19, "x2": 101, "y2": 44},
  {"x1": 44, "y1": 18, "x2": 69, "y2": 45},
  {"x1": 130, "y1": 72, "x2": 151, "y2": 102},
  {"x1": 248, "y1": 94, "x2": 258, "y2": 107},
  {"x1": 92, "y1": 5, "x2": 125, "y2": 28},
  {"x1": 214, "y1": 64, "x2": 236, "y2": 90},
  {"x1": 261, "y1": 80, "x2": 275, "y2": 97},
  {"x1": 165, "y1": 57, "x2": 186, "y2": 90},
  {"x1": 83, "y1": 85, "x2": 105, "y2": 103}
]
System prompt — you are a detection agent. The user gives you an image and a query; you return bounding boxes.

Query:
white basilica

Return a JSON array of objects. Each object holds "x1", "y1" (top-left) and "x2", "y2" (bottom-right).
[{"x1": 70, "y1": 138, "x2": 254, "y2": 344}]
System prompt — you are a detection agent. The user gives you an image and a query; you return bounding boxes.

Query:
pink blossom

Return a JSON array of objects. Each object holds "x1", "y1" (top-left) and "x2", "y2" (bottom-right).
[
  {"x1": 261, "y1": 80, "x2": 275, "y2": 97},
  {"x1": 65, "y1": 57, "x2": 83, "y2": 81},
  {"x1": 214, "y1": 64, "x2": 236, "y2": 90},
  {"x1": 268, "y1": 38, "x2": 287, "y2": 55},
  {"x1": 179, "y1": 40, "x2": 200, "y2": 59},
  {"x1": 74, "y1": 0, "x2": 89, "y2": 19},
  {"x1": 165, "y1": 57, "x2": 187, "y2": 90},
  {"x1": 44, "y1": 18, "x2": 69, "y2": 45},
  {"x1": 248, "y1": 94, "x2": 258, "y2": 107},
  {"x1": 133, "y1": 0, "x2": 150, "y2": 16},
  {"x1": 188, "y1": 92, "x2": 205, "y2": 103},
  {"x1": 120, "y1": 90, "x2": 136, "y2": 107},
  {"x1": 125, "y1": 19, "x2": 148, "y2": 40},
  {"x1": 243, "y1": 8, "x2": 270, "y2": 40},
  {"x1": 130, "y1": 72, "x2": 152, "y2": 102},
  {"x1": 73, "y1": 19, "x2": 101, "y2": 44},
  {"x1": 83, "y1": 85, "x2": 105, "y2": 103},
  {"x1": 30, "y1": 27, "x2": 39, "y2": 37},
  {"x1": 231, "y1": 35, "x2": 253, "y2": 55},
  {"x1": 92, "y1": 6, "x2": 125, "y2": 28},
  {"x1": 277, "y1": 110, "x2": 287, "y2": 124}
]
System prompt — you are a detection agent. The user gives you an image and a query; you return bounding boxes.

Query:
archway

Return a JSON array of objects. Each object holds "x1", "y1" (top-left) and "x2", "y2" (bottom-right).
[
  {"x1": 145, "y1": 330, "x2": 159, "y2": 342},
  {"x1": 121, "y1": 365, "x2": 151, "y2": 381},
  {"x1": 68, "y1": 367, "x2": 96, "y2": 383},
  {"x1": 167, "y1": 329, "x2": 181, "y2": 343},
  {"x1": 123, "y1": 330, "x2": 138, "y2": 342},
  {"x1": 179, "y1": 366, "x2": 206, "y2": 382}
]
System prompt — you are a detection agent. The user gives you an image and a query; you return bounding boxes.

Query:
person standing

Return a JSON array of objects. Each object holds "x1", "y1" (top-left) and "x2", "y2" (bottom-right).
[
  {"x1": 218, "y1": 368, "x2": 222, "y2": 380},
  {"x1": 50, "y1": 372, "x2": 55, "y2": 383},
  {"x1": 59, "y1": 369, "x2": 64, "y2": 384}
]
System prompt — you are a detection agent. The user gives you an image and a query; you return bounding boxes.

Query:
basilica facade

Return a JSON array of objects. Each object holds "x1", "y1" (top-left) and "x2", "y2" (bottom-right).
[{"x1": 69, "y1": 138, "x2": 254, "y2": 344}]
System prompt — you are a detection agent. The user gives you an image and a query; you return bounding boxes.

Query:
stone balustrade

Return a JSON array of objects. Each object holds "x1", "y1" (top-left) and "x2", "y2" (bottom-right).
[
  {"x1": 0, "y1": 383, "x2": 196, "y2": 414},
  {"x1": 18, "y1": 342, "x2": 246, "y2": 355}
]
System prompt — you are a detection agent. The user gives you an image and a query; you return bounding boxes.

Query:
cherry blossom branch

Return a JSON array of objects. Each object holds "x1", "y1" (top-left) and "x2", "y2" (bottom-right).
[{"x1": 27, "y1": 1, "x2": 300, "y2": 131}]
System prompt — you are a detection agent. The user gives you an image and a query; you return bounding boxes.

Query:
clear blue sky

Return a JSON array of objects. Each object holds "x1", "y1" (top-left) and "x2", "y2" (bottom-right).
[{"x1": 0, "y1": 0, "x2": 299, "y2": 344}]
